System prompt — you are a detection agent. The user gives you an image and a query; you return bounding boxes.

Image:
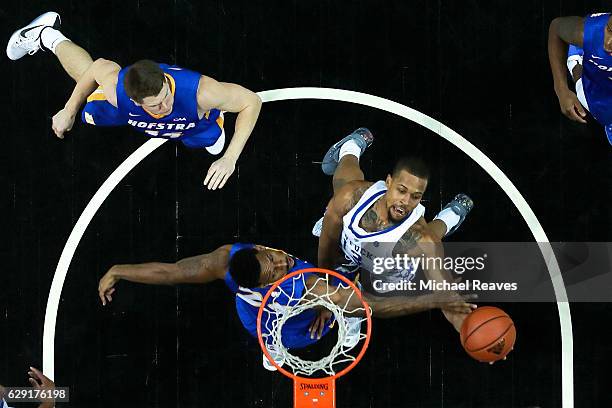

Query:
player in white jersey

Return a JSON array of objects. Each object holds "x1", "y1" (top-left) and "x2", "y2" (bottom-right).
[{"x1": 315, "y1": 128, "x2": 474, "y2": 331}]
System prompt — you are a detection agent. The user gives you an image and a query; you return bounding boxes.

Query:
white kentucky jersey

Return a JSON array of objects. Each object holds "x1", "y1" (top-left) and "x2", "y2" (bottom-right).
[{"x1": 340, "y1": 181, "x2": 425, "y2": 283}]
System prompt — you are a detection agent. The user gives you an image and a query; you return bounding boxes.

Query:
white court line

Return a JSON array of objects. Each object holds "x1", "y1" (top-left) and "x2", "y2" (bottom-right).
[
  {"x1": 42, "y1": 137, "x2": 167, "y2": 377},
  {"x1": 43, "y1": 87, "x2": 573, "y2": 408}
]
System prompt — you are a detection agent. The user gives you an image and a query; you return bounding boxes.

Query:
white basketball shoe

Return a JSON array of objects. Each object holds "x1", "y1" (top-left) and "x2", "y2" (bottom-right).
[
  {"x1": 342, "y1": 317, "x2": 363, "y2": 349},
  {"x1": 262, "y1": 345, "x2": 286, "y2": 371},
  {"x1": 6, "y1": 11, "x2": 61, "y2": 60}
]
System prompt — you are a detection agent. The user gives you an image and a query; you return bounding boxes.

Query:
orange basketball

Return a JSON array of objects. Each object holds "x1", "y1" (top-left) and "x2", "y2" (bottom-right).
[{"x1": 460, "y1": 306, "x2": 516, "y2": 363}]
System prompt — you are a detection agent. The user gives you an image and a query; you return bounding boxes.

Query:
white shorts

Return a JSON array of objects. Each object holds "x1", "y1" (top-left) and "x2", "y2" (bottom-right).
[
  {"x1": 566, "y1": 54, "x2": 590, "y2": 112},
  {"x1": 575, "y1": 78, "x2": 590, "y2": 112}
]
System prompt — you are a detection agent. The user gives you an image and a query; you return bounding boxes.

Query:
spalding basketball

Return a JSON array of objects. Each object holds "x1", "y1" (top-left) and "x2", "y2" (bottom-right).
[{"x1": 460, "y1": 306, "x2": 516, "y2": 363}]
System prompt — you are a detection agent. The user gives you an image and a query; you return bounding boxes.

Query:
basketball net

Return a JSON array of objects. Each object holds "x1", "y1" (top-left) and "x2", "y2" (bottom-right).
[{"x1": 257, "y1": 268, "x2": 372, "y2": 408}]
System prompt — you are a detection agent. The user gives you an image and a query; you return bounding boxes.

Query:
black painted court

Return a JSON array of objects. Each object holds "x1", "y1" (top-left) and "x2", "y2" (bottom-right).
[{"x1": 2, "y1": 0, "x2": 611, "y2": 407}]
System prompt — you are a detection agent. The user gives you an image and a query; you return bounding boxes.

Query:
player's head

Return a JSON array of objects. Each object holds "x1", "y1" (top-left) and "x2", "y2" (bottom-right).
[
  {"x1": 384, "y1": 157, "x2": 429, "y2": 222},
  {"x1": 229, "y1": 246, "x2": 295, "y2": 288},
  {"x1": 124, "y1": 60, "x2": 174, "y2": 115}
]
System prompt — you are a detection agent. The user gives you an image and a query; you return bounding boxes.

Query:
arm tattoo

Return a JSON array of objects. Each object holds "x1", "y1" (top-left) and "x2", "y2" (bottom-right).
[
  {"x1": 345, "y1": 185, "x2": 371, "y2": 212},
  {"x1": 392, "y1": 228, "x2": 422, "y2": 256}
]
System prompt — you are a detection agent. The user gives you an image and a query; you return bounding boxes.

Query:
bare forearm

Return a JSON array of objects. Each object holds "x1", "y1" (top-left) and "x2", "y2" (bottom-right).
[
  {"x1": 363, "y1": 293, "x2": 438, "y2": 318},
  {"x1": 111, "y1": 263, "x2": 183, "y2": 285},
  {"x1": 419, "y1": 241, "x2": 464, "y2": 305},
  {"x1": 110, "y1": 252, "x2": 223, "y2": 285},
  {"x1": 328, "y1": 282, "x2": 437, "y2": 318},
  {"x1": 318, "y1": 235, "x2": 339, "y2": 270},
  {"x1": 318, "y1": 212, "x2": 344, "y2": 269},
  {"x1": 223, "y1": 94, "x2": 262, "y2": 160},
  {"x1": 316, "y1": 277, "x2": 442, "y2": 318}
]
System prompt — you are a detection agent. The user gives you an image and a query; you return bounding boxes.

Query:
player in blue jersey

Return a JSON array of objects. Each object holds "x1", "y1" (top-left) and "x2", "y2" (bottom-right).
[
  {"x1": 549, "y1": 13, "x2": 612, "y2": 145},
  {"x1": 6, "y1": 12, "x2": 262, "y2": 189},
  {"x1": 97, "y1": 243, "x2": 475, "y2": 368}
]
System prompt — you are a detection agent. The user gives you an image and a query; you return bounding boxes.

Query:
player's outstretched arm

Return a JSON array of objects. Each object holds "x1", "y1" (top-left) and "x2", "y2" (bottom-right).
[
  {"x1": 198, "y1": 75, "x2": 262, "y2": 190},
  {"x1": 306, "y1": 275, "x2": 474, "y2": 319},
  {"x1": 393, "y1": 227, "x2": 477, "y2": 330},
  {"x1": 52, "y1": 58, "x2": 121, "y2": 138},
  {"x1": 98, "y1": 245, "x2": 231, "y2": 305},
  {"x1": 548, "y1": 16, "x2": 587, "y2": 123},
  {"x1": 393, "y1": 224, "x2": 465, "y2": 290},
  {"x1": 363, "y1": 292, "x2": 476, "y2": 319}
]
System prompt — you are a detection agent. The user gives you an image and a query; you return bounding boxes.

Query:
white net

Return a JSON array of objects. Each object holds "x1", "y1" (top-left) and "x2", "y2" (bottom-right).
[{"x1": 260, "y1": 272, "x2": 370, "y2": 377}]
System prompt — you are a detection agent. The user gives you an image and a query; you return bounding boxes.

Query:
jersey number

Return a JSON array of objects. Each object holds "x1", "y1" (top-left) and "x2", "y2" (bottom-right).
[{"x1": 145, "y1": 130, "x2": 183, "y2": 139}]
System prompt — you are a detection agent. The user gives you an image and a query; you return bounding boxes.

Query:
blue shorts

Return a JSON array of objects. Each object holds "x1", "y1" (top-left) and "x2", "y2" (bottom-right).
[{"x1": 81, "y1": 99, "x2": 224, "y2": 149}]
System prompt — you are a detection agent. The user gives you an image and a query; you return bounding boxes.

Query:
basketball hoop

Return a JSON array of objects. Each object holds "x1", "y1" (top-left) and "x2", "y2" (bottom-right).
[{"x1": 256, "y1": 268, "x2": 373, "y2": 408}]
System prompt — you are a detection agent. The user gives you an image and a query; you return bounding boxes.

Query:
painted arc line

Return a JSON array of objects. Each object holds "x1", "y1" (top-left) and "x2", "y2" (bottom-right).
[
  {"x1": 43, "y1": 87, "x2": 572, "y2": 408},
  {"x1": 42, "y1": 137, "x2": 167, "y2": 379}
]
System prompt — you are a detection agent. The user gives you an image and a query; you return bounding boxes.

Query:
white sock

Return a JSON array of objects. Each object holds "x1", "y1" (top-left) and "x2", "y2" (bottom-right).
[
  {"x1": 433, "y1": 207, "x2": 460, "y2": 235},
  {"x1": 40, "y1": 28, "x2": 70, "y2": 54},
  {"x1": 339, "y1": 140, "x2": 361, "y2": 160}
]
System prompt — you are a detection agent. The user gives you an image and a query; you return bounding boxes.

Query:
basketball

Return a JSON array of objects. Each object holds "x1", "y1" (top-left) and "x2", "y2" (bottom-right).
[{"x1": 460, "y1": 306, "x2": 516, "y2": 363}]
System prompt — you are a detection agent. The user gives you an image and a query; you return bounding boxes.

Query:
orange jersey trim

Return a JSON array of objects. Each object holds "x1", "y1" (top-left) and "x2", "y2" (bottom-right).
[{"x1": 86, "y1": 87, "x2": 106, "y2": 102}]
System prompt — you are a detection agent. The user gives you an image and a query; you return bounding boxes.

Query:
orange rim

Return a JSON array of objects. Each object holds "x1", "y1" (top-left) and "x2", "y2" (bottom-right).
[{"x1": 256, "y1": 267, "x2": 372, "y2": 381}]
